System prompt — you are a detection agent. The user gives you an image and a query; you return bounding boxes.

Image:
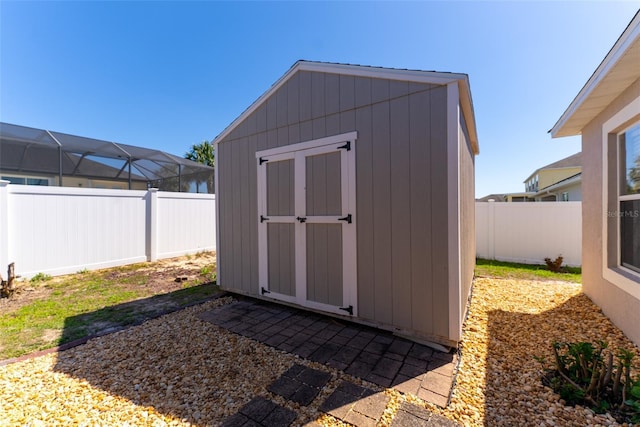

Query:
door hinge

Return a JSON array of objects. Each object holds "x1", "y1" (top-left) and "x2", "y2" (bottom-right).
[
  {"x1": 338, "y1": 141, "x2": 351, "y2": 151},
  {"x1": 339, "y1": 305, "x2": 353, "y2": 315},
  {"x1": 259, "y1": 157, "x2": 268, "y2": 165},
  {"x1": 261, "y1": 287, "x2": 271, "y2": 295},
  {"x1": 260, "y1": 215, "x2": 270, "y2": 223},
  {"x1": 338, "y1": 214, "x2": 352, "y2": 224},
  {"x1": 296, "y1": 216, "x2": 307, "y2": 223}
]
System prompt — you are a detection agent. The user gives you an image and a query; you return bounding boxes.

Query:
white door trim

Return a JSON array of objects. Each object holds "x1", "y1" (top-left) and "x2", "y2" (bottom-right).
[
  {"x1": 255, "y1": 131, "x2": 358, "y2": 159},
  {"x1": 256, "y1": 132, "x2": 358, "y2": 317}
]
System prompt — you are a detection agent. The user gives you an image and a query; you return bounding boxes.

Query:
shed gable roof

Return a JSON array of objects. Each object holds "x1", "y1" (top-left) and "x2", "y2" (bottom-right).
[
  {"x1": 550, "y1": 11, "x2": 640, "y2": 137},
  {"x1": 213, "y1": 60, "x2": 479, "y2": 154}
]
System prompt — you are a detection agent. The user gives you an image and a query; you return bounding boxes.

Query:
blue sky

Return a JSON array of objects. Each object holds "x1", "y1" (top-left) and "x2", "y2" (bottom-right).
[{"x1": 1, "y1": 1, "x2": 638, "y2": 197}]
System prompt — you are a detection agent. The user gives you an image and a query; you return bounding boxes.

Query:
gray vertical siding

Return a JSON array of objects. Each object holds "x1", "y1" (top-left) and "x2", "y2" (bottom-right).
[
  {"x1": 306, "y1": 152, "x2": 341, "y2": 216},
  {"x1": 429, "y1": 87, "x2": 450, "y2": 339},
  {"x1": 268, "y1": 223, "x2": 295, "y2": 296},
  {"x1": 267, "y1": 160, "x2": 294, "y2": 216},
  {"x1": 390, "y1": 89, "x2": 412, "y2": 330},
  {"x1": 307, "y1": 223, "x2": 343, "y2": 306},
  {"x1": 459, "y1": 112, "x2": 476, "y2": 312},
  {"x1": 217, "y1": 69, "x2": 467, "y2": 343}
]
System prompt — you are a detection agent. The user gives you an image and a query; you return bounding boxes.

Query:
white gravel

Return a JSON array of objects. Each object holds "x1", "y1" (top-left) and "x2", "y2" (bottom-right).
[{"x1": 1, "y1": 278, "x2": 638, "y2": 426}]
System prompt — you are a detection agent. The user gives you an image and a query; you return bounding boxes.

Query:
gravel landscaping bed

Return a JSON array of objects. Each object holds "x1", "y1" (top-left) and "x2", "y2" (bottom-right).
[{"x1": 1, "y1": 277, "x2": 639, "y2": 426}]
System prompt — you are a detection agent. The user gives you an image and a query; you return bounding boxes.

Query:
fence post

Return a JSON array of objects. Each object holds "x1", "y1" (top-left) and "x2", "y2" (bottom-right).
[
  {"x1": 0, "y1": 181, "x2": 9, "y2": 271},
  {"x1": 487, "y1": 200, "x2": 495, "y2": 260},
  {"x1": 146, "y1": 188, "x2": 159, "y2": 262}
]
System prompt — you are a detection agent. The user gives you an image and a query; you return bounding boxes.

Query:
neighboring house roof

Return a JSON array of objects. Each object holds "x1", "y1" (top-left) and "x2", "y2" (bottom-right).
[
  {"x1": 0, "y1": 122, "x2": 213, "y2": 182},
  {"x1": 538, "y1": 172, "x2": 581, "y2": 192},
  {"x1": 212, "y1": 60, "x2": 479, "y2": 154},
  {"x1": 550, "y1": 11, "x2": 640, "y2": 137},
  {"x1": 523, "y1": 152, "x2": 582, "y2": 183},
  {"x1": 476, "y1": 194, "x2": 506, "y2": 202}
]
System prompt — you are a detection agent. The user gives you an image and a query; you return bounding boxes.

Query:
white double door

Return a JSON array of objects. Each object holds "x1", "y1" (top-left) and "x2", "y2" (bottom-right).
[{"x1": 256, "y1": 132, "x2": 357, "y2": 317}]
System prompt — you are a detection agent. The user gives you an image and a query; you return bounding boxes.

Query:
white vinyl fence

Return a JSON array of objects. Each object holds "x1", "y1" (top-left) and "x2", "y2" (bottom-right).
[
  {"x1": 476, "y1": 201, "x2": 582, "y2": 267},
  {"x1": 0, "y1": 181, "x2": 215, "y2": 279}
]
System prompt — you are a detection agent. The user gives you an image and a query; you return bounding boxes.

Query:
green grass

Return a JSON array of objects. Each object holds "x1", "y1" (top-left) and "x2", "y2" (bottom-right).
[
  {"x1": 475, "y1": 258, "x2": 582, "y2": 283},
  {"x1": 0, "y1": 267, "x2": 219, "y2": 360}
]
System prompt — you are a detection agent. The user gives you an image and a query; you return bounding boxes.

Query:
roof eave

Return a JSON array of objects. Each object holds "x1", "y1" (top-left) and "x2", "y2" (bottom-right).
[
  {"x1": 213, "y1": 61, "x2": 480, "y2": 154},
  {"x1": 550, "y1": 11, "x2": 640, "y2": 138}
]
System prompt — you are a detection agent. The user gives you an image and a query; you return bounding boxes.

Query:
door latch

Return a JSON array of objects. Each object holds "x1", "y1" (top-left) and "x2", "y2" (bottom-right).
[
  {"x1": 338, "y1": 141, "x2": 351, "y2": 151},
  {"x1": 338, "y1": 214, "x2": 352, "y2": 224},
  {"x1": 339, "y1": 305, "x2": 353, "y2": 315},
  {"x1": 296, "y1": 216, "x2": 307, "y2": 223}
]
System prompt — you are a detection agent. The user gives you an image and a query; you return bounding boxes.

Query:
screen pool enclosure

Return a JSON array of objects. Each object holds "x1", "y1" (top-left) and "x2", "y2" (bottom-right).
[{"x1": 0, "y1": 122, "x2": 214, "y2": 193}]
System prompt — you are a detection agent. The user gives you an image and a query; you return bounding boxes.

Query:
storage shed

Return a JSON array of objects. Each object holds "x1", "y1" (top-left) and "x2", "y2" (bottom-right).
[{"x1": 213, "y1": 61, "x2": 479, "y2": 347}]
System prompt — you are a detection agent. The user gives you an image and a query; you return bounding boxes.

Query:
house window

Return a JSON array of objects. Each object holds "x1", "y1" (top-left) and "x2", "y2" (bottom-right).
[
  {"x1": 1, "y1": 175, "x2": 50, "y2": 186},
  {"x1": 619, "y1": 121, "x2": 640, "y2": 273},
  {"x1": 562, "y1": 192, "x2": 569, "y2": 201}
]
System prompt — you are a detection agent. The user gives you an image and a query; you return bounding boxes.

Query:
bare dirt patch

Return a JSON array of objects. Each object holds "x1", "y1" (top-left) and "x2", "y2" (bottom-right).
[
  {"x1": 0, "y1": 252, "x2": 220, "y2": 360},
  {"x1": 0, "y1": 252, "x2": 216, "y2": 315}
]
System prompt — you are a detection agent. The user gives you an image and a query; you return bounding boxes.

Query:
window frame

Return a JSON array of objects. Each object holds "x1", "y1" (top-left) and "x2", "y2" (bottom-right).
[
  {"x1": 602, "y1": 96, "x2": 640, "y2": 299},
  {"x1": 618, "y1": 121, "x2": 640, "y2": 273},
  {"x1": 1, "y1": 174, "x2": 51, "y2": 186}
]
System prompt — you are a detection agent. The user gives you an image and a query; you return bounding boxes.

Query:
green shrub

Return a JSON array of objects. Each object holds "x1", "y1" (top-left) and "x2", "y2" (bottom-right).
[
  {"x1": 537, "y1": 341, "x2": 640, "y2": 424},
  {"x1": 30, "y1": 272, "x2": 53, "y2": 283}
]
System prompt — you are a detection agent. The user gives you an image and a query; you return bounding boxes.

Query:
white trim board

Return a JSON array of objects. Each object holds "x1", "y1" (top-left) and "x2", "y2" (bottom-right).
[
  {"x1": 213, "y1": 61, "x2": 478, "y2": 154},
  {"x1": 255, "y1": 132, "x2": 357, "y2": 159},
  {"x1": 214, "y1": 140, "x2": 222, "y2": 288},
  {"x1": 256, "y1": 133, "x2": 358, "y2": 317},
  {"x1": 601, "y1": 95, "x2": 640, "y2": 300},
  {"x1": 446, "y1": 82, "x2": 462, "y2": 343},
  {"x1": 551, "y1": 13, "x2": 640, "y2": 137}
]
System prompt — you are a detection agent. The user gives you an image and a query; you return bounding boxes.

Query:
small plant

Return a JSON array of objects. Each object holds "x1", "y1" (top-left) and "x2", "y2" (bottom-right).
[
  {"x1": 538, "y1": 341, "x2": 640, "y2": 424},
  {"x1": 30, "y1": 272, "x2": 53, "y2": 283},
  {"x1": 76, "y1": 268, "x2": 89, "y2": 274},
  {"x1": 544, "y1": 255, "x2": 564, "y2": 273},
  {"x1": 200, "y1": 265, "x2": 217, "y2": 283}
]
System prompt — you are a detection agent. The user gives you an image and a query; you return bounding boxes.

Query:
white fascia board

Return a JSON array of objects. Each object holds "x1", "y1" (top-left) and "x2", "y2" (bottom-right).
[
  {"x1": 522, "y1": 171, "x2": 539, "y2": 184},
  {"x1": 213, "y1": 60, "x2": 477, "y2": 147},
  {"x1": 296, "y1": 61, "x2": 465, "y2": 85},
  {"x1": 551, "y1": 12, "x2": 640, "y2": 138},
  {"x1": 455, "y1": 77, "x2": 480, "y2": 155},
  {"x1": 212, "y1": 62, "x2": 301, "y2": 144},
  {"x1": 534, "y1": 174, "x2": 581, "y2": 195}
]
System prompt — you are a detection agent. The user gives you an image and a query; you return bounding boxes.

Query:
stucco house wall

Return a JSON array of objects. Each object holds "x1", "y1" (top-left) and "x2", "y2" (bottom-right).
[
  {"x1": 581, "y1": 77, "x2": 640, "y2": 345},
  {"x1": 551, "y1": 11, "x2": 640, "y2": 345}
]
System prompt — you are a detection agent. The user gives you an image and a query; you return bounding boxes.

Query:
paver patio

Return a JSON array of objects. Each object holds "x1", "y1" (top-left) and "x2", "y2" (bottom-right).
[{"x1": 198, "y1": 297, "x2": 458, "y2": 408}]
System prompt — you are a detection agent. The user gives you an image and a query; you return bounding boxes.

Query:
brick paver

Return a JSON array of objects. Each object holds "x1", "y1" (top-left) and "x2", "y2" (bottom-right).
[
  {"x1": 221, "y1": 396, "x2": 297, "y2": 427},
  {"x1": 390, "y1": 402, "x2": 461, "y2": 426},
  {"x1": 199, "y1": 298, "x2": 457, "y2": 408},
  {"x1": 267, "y1": 363, "x2": 331, "y2": 406},
  {"x1": 318, "y1": 380, "x2": 387, "y2": 426}
]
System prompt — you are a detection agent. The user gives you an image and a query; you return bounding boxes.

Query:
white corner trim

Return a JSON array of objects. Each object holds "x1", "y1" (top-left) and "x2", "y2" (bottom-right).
[
  {"x1": 601, "y1": 95, "x2": 640, "y2": 300},
  {"x1": 214, "y1": 141, "x2": 221, "y2": 287},
  {"x1": 447, "y1": 82, "x2": 462, "y2": 342}
]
